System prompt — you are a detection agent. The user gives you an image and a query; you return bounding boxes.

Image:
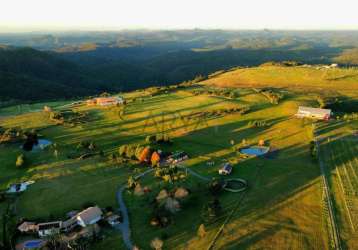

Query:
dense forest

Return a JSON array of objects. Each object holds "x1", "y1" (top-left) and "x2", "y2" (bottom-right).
[{"x1": 1, "y1": 30, "x2": 358, "y2": 102}]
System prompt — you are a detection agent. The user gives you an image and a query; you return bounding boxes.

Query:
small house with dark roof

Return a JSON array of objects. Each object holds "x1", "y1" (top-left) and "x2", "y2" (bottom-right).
[{"x1": 219, "y1": 163, "x2": 233, "y2": 175}]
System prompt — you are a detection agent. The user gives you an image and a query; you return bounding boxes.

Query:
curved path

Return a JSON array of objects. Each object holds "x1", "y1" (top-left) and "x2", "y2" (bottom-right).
[
  {"x1": 115, "y1": 168, "x2": 154, "y2": 249},
  {"x1": 116, "y1": 165, "x2": 247, "y2": 249},
  {"x1": 115, "y1": 166, "x2": 210, "y2": 249}
]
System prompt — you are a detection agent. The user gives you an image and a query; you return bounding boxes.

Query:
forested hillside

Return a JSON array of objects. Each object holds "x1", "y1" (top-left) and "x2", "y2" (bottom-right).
[
  {"x1": 1, "y1": 30, "x2": 358, "y2": 103},
  {"x1": 0, "y1": 47, "x2": 102, "y2": 101}
]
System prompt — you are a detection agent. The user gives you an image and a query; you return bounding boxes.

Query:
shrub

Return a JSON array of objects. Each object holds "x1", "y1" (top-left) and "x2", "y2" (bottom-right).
[
  {"x1": 146, "y1": 135, "x2": 157, "y2": 144},
  {"x1": 139, "y1": 146, "x2": 151, "y2": 162},
  {"x1": 151, "y1": 152, "x2": 161, "y2": 167},
  {"x1": 201, "y1": 198, "x2": 222, "y2": 222},
  {"x1": 125, "y1": 145, "x2": 137, "y2": 159},
  {"x1": 89, "y1": 142, "x2": 96, "y2": 150},
  {"x1": 135, "y1": 145, "x2": 145, "y2": 160},
  {"x1": 310, "y1": 141, "x2": 318, "y2": 162},
  {"x1": 208, "y1": 179, "x2": 223, "y2": 196},
  {"x1": 197, "y1": 224, "x2": 206, "y2": 238},
  {"x1": 127, "y1": 176, "x2": 136, "y2": 189},
  {"x1": 119, "y1": 145, "x2": 127, "y2": 157},
  {"x1": 108, "y1": 153, "x2": 118, "y2": 162},
  {"x1": 49, "y1": 111, "x2": 64, "y2": 121},
  {"x1": 150, "y1": 238, "x2": 163, "y2": 250},
  {"x1": 16, "y1": 154, "x2": 25, "y2": 168}
]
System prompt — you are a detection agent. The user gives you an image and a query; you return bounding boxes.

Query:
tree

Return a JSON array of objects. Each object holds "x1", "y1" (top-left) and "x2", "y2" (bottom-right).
[
  {"x1": 135, "y1": 145, "x2": 145, "y2": 160},
  {"x1": 258, "y1": 139, "x2": 265, "y2": 146},
  {"x1": 125, "y1": 145, "x2": 136, "y2": 159},
  {"x1": 88, "y1": 142, "x2": 96, "y2": 151},
  {"x1": 139, "y1": 147, "x2": 151, "y2": 163},
  {"x1": 119, "y1": 145, "x2": 127, "y2": 157},
  {"x1": 197, "y1": 224, "x2": 206, "y2": 238},
  {"x1": 150, "y1": 237, "x2": 163, "y2": 250},
  {"x1": 164, "y1": 197, "x2": 180, "y2": 214},
  {"x1": 208, "y1": 179, "x2": 223, "y2": 196},
  {"x1": 16, "y1": 154, "x2": 25, "y2": 168},
  {"x1": 108, "y1": 153, "x2": 117, "y2": 163},
  {"x1": 2, "y1": 203, "x2": 16, "y2": 250},
  {"x1": 54, "y1": 149, "x2": 59, "y2": 158},
  {"x1": 146, "y1": 135, "x2": 157, "y2": 144},
  {"x1": 151, "y1": 151, "x2": 161, "y2": 167},
  {"x1": 127, "y1": 176, "x2": 136, "y2": 189},
  {"x1": 202, "y1": 198, "x2": 222, "y2": 222}
]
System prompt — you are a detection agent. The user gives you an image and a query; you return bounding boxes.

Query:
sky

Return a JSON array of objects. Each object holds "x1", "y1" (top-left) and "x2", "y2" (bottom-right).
[{"x1": 0, "y1": 0, "x2": 358, "y2": 32}]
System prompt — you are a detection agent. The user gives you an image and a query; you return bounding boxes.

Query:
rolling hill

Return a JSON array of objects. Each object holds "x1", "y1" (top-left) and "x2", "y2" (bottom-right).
[
  {"x1": 0, "y1": 47, "x2": 103, "y2": 101},
  {"x1": 2, "y1": 30, "x2": 358, "y2": 104},
  {"x1": 202, "y1": 64, "x2": 358, "y2": 92}
]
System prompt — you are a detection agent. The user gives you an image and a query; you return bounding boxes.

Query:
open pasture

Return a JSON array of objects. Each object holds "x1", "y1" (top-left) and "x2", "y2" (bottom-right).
[
  {"x1": 0, "y1": 86, "x2": 340, "y2": 249},
  {"x1": 318, "y1": 120, "x2": 358, "y2": 250}
]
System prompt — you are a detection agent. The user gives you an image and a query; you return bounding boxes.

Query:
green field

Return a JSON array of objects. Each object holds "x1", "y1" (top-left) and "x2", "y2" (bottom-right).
[
  {"x1": 317, "y1": 120, "x2": 358, "y2": 250},
  {"x1": 0, "y1": 75, "x2": 357, "y2": 249},
  {"x1": 203, "y1": 65, "x2": 358, "y2": 92}
]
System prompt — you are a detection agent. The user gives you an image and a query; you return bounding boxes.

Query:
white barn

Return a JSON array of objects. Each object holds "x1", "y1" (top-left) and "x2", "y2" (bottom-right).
[
  {"x1": 95, "y1": 97, "x2": 124, "y2": 106},
  {"x1": 296, "y1": 106, "x2": 332, "y2": 120},
  {"x1": 76, "y1": 206, "x2": 103, "y2": 227}
]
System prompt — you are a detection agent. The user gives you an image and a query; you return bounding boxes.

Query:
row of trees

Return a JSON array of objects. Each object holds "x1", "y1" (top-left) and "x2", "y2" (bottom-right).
[
  {"x1": 119, "y1": 144, "x2": 154, "y2": 164},
  {"x1": 254, "y1": 88, "x2": 284, "y2": 104},
  {"x1": 191, "y1": 87, "x2": 239, "y2": 99},
  {"x1": 260, "y1": 61, "x2": 302, "y2": 67},
  {"x1": 145, "y1": 134, "x2": 171, "y2": 145},
  {"x1": 0, "y1": 128, "x2": 23, "y2": 144},
  {"x1": 49, "y1": 110, "x2": 89, "y2": 126},
  {"x1": 341, "y1": 113, "x2": 358, "y2": 121}
]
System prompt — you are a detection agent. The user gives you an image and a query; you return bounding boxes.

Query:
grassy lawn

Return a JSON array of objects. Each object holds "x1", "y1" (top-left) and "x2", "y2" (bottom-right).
[
  {"x1": 0, "y1": 100, "x2": 75, "y2": 116},
  {"x1": 1, "y1": 85, "x2": 355, "y2": 249},
  {"x1": 203, "y1": 65, "x2": 358, "y2": 92},
  {"x1": 317, "y1": 119, "x2": 358, "y2": 249},
  {"x1": 91, "y1": 230, "x2": 126, "y2": 250},
  {"x1": 117, "y1": 89, "x2": 329, "y2": 249}
]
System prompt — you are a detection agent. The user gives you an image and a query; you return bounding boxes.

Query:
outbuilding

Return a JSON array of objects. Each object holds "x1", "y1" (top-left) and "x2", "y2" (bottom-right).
[
  {"x1": 295, "y1": 106, "x2": 332, "y2": 120},
  {"x1": 86, "y1": 96, "x2": 124, "y2": 106},
  {"x1": 76, "y1": 206, "x2": 103, "y2": 227},
  {"x1": 17, "y1": 221, "x2": 38, "y2": 233},
  {"x1": 219, "y1": 163, "x2": 233, "y2": 175},
  {"x1": 95, "y1": 97, "x2": 124, "y2": 106}
]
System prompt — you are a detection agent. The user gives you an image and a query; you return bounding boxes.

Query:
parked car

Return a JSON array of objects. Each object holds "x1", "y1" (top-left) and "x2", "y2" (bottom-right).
[
  {"x1": 107, "y1": 214, "x2": 121, "y2": 226},
  {"x1": 218, "y1": 163, "x2": 232, "y2": 175}
]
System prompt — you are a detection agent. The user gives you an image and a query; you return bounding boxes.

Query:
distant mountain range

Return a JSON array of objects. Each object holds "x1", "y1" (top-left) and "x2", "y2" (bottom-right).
[
  {"x1": 0, "y1": 47, "x2": 102, "y2": 101},
  {"x1": 1, "y1": 30, "x2": 358, "y2": 102}
]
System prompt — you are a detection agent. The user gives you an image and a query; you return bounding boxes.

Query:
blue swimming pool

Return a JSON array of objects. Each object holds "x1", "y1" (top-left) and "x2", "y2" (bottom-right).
[
  {"x1": 240, "y1": 146, "x2": 270, "y2": 156},
  {"x1": 24, "y1": 240, "x2": 45, "y2": 249},
  {"x1": 22, "y1": 139, "x2": 52, "y2": 152},
  {"x1": 31, "y1": 139, "x2": 52, "y2": 152}
]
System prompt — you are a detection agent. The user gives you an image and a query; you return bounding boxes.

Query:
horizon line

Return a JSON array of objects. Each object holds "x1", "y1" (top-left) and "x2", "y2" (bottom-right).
[{"x1": 1, "y1": 27, "x2": 358, "y2": 34}]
